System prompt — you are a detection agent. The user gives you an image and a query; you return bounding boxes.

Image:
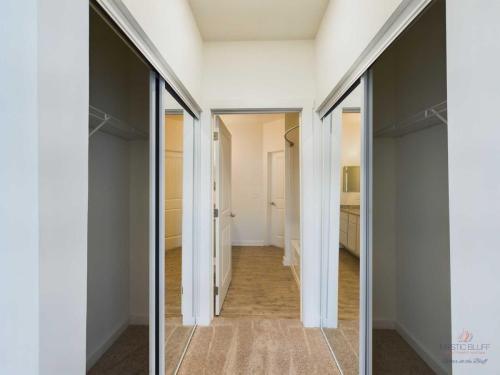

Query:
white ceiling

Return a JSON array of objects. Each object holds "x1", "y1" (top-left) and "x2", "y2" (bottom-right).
[{"x1": 188, "y1": 0, "x2": 330, "y2": 42}]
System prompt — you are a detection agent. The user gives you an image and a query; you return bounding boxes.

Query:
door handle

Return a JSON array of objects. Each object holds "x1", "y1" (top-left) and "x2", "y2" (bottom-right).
[
  {"x1": 230, "y1": 212, "x2": 236, "y2": 218},
  {"x1": 270, "y1": 202, "x2": 276, "y2": 206}
]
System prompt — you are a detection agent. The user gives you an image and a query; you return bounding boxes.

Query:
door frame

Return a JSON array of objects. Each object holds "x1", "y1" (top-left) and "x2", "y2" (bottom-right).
[
  {"x1": 197, "y1": 105, "x2": 321, "y2": 326},
  {"x1": 266, "y1": 150, "x2": 285, "y2": 248}
]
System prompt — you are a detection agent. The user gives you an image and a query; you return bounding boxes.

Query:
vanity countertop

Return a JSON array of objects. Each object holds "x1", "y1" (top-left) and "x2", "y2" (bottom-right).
[{"x1": 341, "y1": 205, "x2": 360, "y2": 216}]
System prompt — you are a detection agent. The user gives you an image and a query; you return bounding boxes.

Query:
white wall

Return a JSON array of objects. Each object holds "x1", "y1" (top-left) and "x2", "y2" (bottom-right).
[
  {"x1": 38, "y1": 1, "x2": 89, "y2": 374},
  {"x1": 315, "y1": 0, "x2": 402, "y2": 104},
  {"x1": 0, "y1": 1, "x2": 39, "y2": 373},
  {"x1": 202, "y1": 40, "x2": 315, "y2": 108},
  {"x1": 221, "y1": 114, "x2": 285, "y2": 246},
  {"x1": 121, "y1": 0, "x2": 203, "y2": 102},
  {"x1": 447, "y1": 1, "x2": 500, "y2": 373},
  {"x1": 87, "y1": 133, "x2": 131, "y2": 365},
  {"x1": 129, "y1": 141, "x2": 150, "y2": 324}
]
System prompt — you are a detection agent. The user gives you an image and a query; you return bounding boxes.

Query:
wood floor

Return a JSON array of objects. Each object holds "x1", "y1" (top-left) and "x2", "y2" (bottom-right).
[
  {"x1": 338, "y1": 248, "x2": 360, "y2": 321},
  {"x1": 220, "y1": 246, "x2": 300, "y2": 319},
  {"x1": 166, "y1": 247, "x2": 182, "y2": 317}
]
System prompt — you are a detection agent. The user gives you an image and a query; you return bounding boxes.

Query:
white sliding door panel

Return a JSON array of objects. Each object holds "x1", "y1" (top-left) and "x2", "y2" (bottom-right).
[
  {"x1": 149, "y1": 73, "x2": 165, "y2": 375},
  {"x1": 214, "y1": 116, "x2": 232, "y2": 316},
  {"x1": 181, "y1": 111, "x2": 195, "y2": 325}
]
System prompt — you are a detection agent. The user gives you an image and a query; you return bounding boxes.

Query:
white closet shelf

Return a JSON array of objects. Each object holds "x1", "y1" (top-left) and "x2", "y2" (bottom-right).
[
  {"x1": 374, "y1": 100, "x2": 447, "y2": 138},
  {"x1": 89, "y1": 105, "x2": 148, "y2": 140}
]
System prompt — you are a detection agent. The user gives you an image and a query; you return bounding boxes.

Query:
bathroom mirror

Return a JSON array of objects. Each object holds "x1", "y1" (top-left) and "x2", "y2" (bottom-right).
[{"x1": 342, "y1": 166, "x2": 360, "y2": 192}]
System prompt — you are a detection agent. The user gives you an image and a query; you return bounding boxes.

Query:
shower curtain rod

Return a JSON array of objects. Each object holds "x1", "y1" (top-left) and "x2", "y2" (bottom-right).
[{"x1": 284, "y1": 125, "x2": 299, "y2": 146}]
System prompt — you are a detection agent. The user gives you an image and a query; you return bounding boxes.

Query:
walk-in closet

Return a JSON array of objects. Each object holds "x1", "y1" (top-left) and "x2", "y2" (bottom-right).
[
  {"x1": 87, "y1": 5, "x2": 150, "y2": 374},
  {"x1": 372, "y1": 0, "x2": 451, "y2": 373}
]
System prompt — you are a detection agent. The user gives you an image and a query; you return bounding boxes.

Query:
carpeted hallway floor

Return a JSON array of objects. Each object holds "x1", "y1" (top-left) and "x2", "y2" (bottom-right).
[
  {"x1": 178, "y1": 318, "x2": 339, "y2": 375},
  {"x1": 178, "y1": 246, "x2": 339, "y2": 374}
]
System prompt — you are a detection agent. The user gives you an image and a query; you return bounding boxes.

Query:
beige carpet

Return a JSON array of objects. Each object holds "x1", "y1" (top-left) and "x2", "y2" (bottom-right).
[
  {"x1": 179, "y1": 318, "x2": 340, "y2": 375},
  {"x1": 87, "y1": 325, "x2": 148, "y2": 375},
  {"x1": 373, "y1": 329, "x2": 435, "y2": 374},
  {"x1": 323, "y1": 320, "x2": 359, "y2": 375},
  {"x1": 220, "y1": 246, "x2": 300, "y2": 319}
]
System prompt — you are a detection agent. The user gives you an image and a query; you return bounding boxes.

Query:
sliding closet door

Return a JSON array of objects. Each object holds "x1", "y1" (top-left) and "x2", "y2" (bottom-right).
[
  {"x1": 150, "y1": 72, "x2": 166, "y2": 375},
  {"x1": 320, "y1": 76, "x2": 370, "y2": 375}
]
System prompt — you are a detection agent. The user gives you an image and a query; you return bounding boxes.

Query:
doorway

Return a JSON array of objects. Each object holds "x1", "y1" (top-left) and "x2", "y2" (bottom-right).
[{"x1": 212, "y1": 112, "x2": 301, "y2": 319}]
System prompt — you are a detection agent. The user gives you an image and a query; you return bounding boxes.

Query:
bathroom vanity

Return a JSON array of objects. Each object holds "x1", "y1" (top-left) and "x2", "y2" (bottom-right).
[{"x1": 340, "y1": 206, "x2": 360, "y2": 257}]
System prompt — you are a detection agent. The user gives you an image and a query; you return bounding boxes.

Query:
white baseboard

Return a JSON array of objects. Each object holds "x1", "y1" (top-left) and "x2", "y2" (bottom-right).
[
  {"x1": 373, "y1": 319, "x2": 395, "y2": 329},
  {"x1": 86, "y1": 320, "x2": 129, "y2": 371},
  {"x1": 395, "y1": 322, "x2": 449, "y2": 375},
  {"x1": 129, "y1": 314, "x2": 149, "y2": 325},
  {"x1": 232, "y1": 241, "x2": 266, "y2": 246}
]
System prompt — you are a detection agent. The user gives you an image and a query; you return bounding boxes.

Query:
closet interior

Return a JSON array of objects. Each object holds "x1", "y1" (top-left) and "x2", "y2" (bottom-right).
[
  {"x1": 87, "y1": 6, "x2": 150, "y2": 374},
  {"x1": 372, "y1": 0, "x2": 451, "y2": 373}
]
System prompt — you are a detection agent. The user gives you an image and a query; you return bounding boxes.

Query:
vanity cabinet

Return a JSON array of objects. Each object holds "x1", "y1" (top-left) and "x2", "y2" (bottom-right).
[{"x1": 339, "y1": 209, "x2": 360, "y2": 257}]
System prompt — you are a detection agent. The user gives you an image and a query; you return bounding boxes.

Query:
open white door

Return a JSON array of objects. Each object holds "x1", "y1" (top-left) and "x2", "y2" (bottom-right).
[
  {"x1": 269, "y1": 151, "x2": 285, "y2": 248},
  {"x1": 214, "y1": 116, "x2": 232, "y2": 316}
]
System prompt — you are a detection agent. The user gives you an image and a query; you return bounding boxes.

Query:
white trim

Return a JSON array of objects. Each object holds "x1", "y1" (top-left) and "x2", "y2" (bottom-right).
[
  {"x1": 158, "y1": 79, "x2": 166, "y2": 375},
  {"x1": 95, "y1": 0, "x2": 202, "y2": 118},
  {"x1": 316, "y1": 0, "x2": 433, "y2": 118},
  {"x1": 284, "y1": 139, "x2": 293, "y2": 266},
  {"x1": 196, "y1": 109, "x2": 214, "y2": 326},
  {"x1": 360, "y1": 73, "x2": 372, "y2": 375},
  {"x1": 232, "y1": 241, "x2": 266, "y2": 247},
  {"x1": 299, "y1": 107, "x2": 322, "y2": 327},
  {"x1": 396, "y1": 323, "x2": 449, "y2": 375},
  {"x1": 196, "y1": 103, "x2": 320, "y2": 328},
  {"x1": 148, "y1": 72, "x2": 157, "y2": 375},
  {"x1": 181, "y1": 110, "x2": 196, "y2": 326},
  {"x1": 86, "y1": 320, "x2": 129, "y2": 371}
]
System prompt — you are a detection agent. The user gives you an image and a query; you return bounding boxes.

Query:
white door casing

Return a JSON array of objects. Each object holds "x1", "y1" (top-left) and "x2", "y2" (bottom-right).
[
  {"x1": 269, "y1": 151, "x2": 285, "y2": 248},
  {"x1": 214, "y1": 116, "x2": 232, "y2": 316}
]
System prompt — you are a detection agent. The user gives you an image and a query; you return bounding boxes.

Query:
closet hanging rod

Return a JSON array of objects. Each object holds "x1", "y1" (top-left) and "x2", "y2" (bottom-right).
[
  {"x1": 284, "y1": 125, "x2": 299, "y2": 146},
  {"x1": 374, "y1": 100, "x2": 447, "y2": 138},
  {"x1": 88, "y1": 105, "x2": 148, "y2": 140}
]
